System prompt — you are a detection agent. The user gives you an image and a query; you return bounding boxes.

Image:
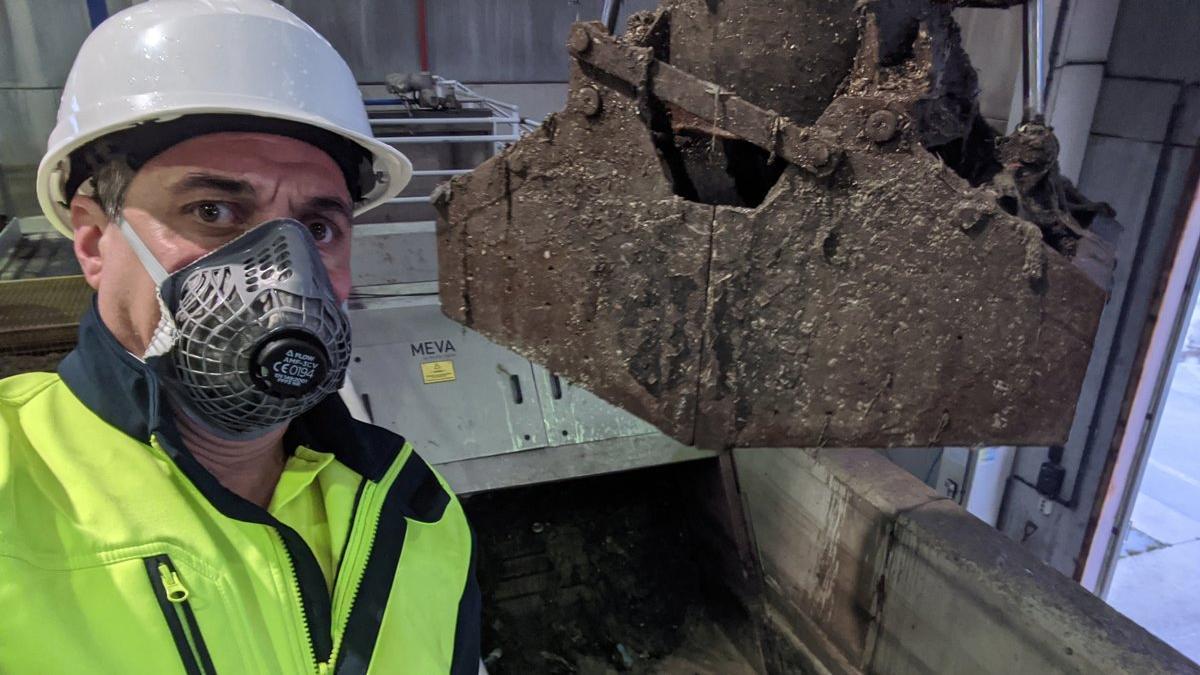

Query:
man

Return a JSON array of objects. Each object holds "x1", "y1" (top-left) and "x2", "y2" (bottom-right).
[{"x1": 0, "y1": 1, "x2": 480, "y2": 673}]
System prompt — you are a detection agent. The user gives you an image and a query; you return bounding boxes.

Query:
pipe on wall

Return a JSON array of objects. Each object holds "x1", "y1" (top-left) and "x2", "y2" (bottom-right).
[
  {"x1": 416, "y1": 0, "x2": 431, "y2": 72},
  {"x1": 601, "y1": 0, "x2": 622, "y2": 34},
  {"x1": 1021, "y1": 0, "x2": 1046, "y2": 121},
  {"x1": 85, "y1": 0, "x2": 108, "y2": 29}
]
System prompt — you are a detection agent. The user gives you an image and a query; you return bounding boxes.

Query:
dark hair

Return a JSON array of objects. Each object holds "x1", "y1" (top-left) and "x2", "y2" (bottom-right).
[{"x1": 85, "y1": 158, "x2": 136, "y2": 220}]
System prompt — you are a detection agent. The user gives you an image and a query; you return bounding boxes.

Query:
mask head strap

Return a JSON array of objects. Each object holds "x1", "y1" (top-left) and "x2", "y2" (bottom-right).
[{"x1": 118, "y1": 216, "x2": 169, "y2": 285}]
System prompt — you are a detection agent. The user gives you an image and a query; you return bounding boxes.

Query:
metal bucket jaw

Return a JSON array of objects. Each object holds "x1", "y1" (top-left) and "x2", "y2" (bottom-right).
[{"x1": 436, "y1": 1, "x2": 1112, "y2": 450}]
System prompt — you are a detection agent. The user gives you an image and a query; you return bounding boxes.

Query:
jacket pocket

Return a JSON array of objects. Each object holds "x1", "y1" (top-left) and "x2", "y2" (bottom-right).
[{"x1": 144, "y1": 554, "x2": 218, "y2": 675}]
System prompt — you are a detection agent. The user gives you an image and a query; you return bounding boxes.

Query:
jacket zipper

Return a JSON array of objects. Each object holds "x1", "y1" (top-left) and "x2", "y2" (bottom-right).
[
  {"x1": 327, "y1": 480, "x2": 382, "y2": 668},
  {"x1": 273, "y1": 528, "x2": 328, "y2": 675},
  {"x1": 145, "y1": 554, "x2": 217, "y2": 675},
  {"x1": 147, "y1": 433, "x2": 395, "y2": 675},
  {"x1": 150, "y1": 434, "x2": 331, "y2": 674}
]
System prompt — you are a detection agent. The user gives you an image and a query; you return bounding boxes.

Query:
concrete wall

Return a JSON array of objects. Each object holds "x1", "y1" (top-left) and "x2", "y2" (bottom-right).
[
  {"x1": 1043, "y1": 0, "x2": 1121, "y2": 182},
  {"x1": 735, "y1": 448, "x2": 1199, "y2": 674},
  {"x1": 0, "y1": 1, "x2": 90, "y2": 218},
  {"x1": 998, "y1": 0, "x2": 1200, "y2": 578},
  {"x1": 281, "y1": 0, "x2": 659, "y2": 84}
]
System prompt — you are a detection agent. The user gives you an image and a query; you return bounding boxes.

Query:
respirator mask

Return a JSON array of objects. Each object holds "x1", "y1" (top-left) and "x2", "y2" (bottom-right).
[{"x1": 119, "y1": 217, "x2": 352, "y2": 439}]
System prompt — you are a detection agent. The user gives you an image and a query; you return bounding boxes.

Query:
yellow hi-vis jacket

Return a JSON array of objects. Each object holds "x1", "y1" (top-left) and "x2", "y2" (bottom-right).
[{"x1": 0, "y1": 305, "x2": 481, "y2": 674}]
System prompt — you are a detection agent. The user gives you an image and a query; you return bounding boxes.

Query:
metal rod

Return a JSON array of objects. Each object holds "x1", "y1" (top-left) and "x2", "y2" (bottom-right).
[
  {"x1": 601, "y1": 0, "x2": 622, "y2": 34},
  {"x1": 376, "y1": 134, "x2": 519, "y2": 144},
  {"x1": 388, "y1": 196, "x2": 434, "y2": 204},
  {"x1": 85, "y1": 0, "x2": 108, "y2": 29},
  {"x1": 1022, "y1": 0, "x2": 1046, "y2": 122},
  {"x1": 365, "y1": 95, "x2": 508, "y2": 108},
  {"x1": 369, "y1": 116, "x2": 521, "y2": 126},
  {"x1": 411, "y1": 169, "x2": 472, "y2": 177},
  {"x1": 363, "y1": 78, "x2": 521, "y2": 115},
  {"x1": 416, "y1": 0, "x2": 431, "y2": 71}
]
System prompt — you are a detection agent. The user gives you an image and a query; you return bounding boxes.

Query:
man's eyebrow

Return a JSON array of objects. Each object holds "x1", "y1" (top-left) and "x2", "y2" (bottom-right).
[
  {"x1": 173, "y1": 173, "x2": 256, "y2": 197},
  {"x1": 302, "y1": 195, "x2": 353, "y2": 219}
]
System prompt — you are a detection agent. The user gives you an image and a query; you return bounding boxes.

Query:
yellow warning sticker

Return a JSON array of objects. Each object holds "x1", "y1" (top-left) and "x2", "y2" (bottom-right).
[{"x1": 420, "y1": 360, "x2": 456, "y2": 384}]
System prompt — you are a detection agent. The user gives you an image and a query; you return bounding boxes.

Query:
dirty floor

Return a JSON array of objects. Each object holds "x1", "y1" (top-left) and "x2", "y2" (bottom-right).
[{"x1": 462, "y1": 462, "x2": 761, "y2": 674}]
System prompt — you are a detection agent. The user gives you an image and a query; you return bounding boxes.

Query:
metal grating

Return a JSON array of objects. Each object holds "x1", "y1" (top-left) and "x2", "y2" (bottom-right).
[
  {"x1": 0, "y1": 232, "x2": 81, "y2": 281},
  {"x1": 0, "y1": 275, "x2": 92, "y2": 355}
]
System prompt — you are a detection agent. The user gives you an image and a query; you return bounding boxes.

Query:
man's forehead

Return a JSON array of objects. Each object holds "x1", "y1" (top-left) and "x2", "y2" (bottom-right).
[{"x1": 140, "y1": 132, "x2": 348, "y2": 191}]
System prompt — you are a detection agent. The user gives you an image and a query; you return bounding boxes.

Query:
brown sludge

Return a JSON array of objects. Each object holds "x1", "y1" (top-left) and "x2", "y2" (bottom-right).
[{"x1": 435, "y1": 0, "x2": 1112, "y2": 450}]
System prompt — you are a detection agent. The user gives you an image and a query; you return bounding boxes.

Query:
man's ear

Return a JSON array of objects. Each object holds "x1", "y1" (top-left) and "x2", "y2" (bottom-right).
[{"x1": 70, "y1": 194, "x2": 107, "y2": 290}]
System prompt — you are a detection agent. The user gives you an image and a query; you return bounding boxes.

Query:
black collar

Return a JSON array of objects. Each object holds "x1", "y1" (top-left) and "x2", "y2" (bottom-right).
[{"x1": 58, "y1": 300, "x2": 399, "y2": 482}]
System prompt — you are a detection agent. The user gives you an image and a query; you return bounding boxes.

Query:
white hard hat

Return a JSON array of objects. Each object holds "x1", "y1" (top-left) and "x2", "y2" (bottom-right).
[{"x1": 37, "y1": 0, "x2": 411, "y2": 239}]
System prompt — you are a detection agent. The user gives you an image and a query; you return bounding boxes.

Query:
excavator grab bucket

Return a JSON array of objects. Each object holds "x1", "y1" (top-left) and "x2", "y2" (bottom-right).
[{"x1": 434, "y1": 0, "x2": 1112, "y2": 450}]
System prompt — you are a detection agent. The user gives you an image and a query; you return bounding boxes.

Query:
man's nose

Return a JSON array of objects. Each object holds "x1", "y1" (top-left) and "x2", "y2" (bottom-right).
[{"x1": 253, "y1": 207, "x2": 305, "y2": 226}]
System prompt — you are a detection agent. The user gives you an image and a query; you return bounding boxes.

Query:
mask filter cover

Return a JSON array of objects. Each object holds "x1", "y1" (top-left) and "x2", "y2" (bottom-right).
[{"x1": 251, "y1": 331, "x2": 330, "y2": 398}]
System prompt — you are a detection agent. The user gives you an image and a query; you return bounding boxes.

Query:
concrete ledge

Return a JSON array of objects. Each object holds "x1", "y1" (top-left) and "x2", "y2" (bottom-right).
[
  {"x1": 439, "y1": 433, "x2": 716, "y2": 494},
  {"x1": 734, "y1": 448, "x2": 1199, "y2": 674}
]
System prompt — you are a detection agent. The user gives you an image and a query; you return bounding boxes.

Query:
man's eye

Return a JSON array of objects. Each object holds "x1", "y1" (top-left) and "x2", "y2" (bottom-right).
[
  {"x1": 192, "y1": 202, "x2": 237, "y2": 224},
  {"x1": 308, "y1": 221, "x2": 336, "y2": 244}
]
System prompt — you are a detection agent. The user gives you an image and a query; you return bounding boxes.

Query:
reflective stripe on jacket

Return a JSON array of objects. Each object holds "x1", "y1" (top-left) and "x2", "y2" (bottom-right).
[{"x1": 0, "y1": 304, "x2": 481, "y2": 674}]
